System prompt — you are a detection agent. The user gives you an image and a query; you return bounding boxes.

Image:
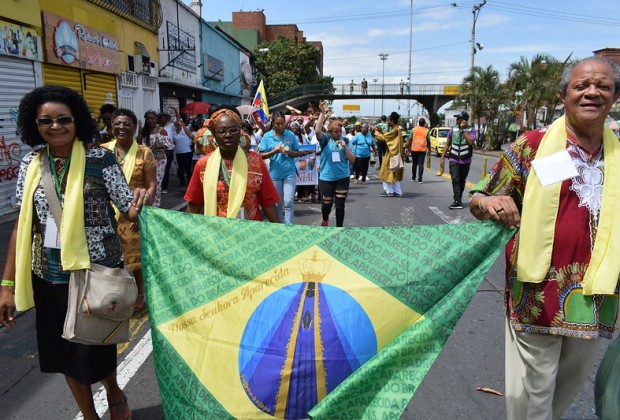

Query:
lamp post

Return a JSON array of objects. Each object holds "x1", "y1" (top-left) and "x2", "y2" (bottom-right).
[
  {"x1": 470, "y1": 1, "x2": 486, "y2": 73},
  {"x1": 407, "y1": 0, "x2": 413, "y2": 120},
  {"x1": 379, "y1": 53, "x2": 389, "y2": 115},
  {"x1": 372, "y1": 78, "x2": 378, "y2": 117}
]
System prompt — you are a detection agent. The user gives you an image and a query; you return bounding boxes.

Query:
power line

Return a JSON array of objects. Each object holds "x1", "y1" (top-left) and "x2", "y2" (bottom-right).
[
  {"x1": 268, "y1": 1, "x2": 620, "y2": 27},
  {"x1": 323, "y1": 41, "x2": 469, "y2": 61},
  {"x1": 486, "y1": 2, "x2": 620, "y2": 27},
  {"x1": 268, "y1": 2, "x2": 477, "y2": 25}
]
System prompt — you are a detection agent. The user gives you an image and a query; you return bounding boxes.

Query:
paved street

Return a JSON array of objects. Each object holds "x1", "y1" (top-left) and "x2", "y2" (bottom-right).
[{"x1": 0, "y1": 152, "x2": 606, "y2": 419}]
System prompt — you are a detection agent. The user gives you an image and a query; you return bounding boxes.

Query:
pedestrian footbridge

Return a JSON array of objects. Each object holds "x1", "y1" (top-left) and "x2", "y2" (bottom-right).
[{"x1": 269, "y1": 83, "x2": 460, "y2": 117}]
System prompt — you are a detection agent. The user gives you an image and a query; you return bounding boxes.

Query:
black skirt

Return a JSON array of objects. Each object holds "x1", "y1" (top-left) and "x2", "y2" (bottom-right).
[{"x1": 32, "y1": 273, "x2": 117, "y2": 385}]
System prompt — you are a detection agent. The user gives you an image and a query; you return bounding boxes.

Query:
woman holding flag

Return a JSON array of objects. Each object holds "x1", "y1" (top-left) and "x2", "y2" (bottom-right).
[
  {"x1": 102, "y1": 108, "x2": 157, "y2": 313},
  {"x1": 0, "y1": 85, "x2": 146, "y2": 420},
  {"x1": 184, "y1": 107, "x2": 280, "y2": 222}
]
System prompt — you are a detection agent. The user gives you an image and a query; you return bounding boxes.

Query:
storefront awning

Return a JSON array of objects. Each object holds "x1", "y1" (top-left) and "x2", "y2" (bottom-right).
[{"x1": 135, "y1": 41, "x2": 150, "y2": 58}]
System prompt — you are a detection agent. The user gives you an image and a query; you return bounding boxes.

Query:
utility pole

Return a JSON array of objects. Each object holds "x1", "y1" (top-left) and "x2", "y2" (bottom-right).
[
  {"x1": 470, "y1": 0, "x2": 486, "y2": 73},
  {"x1": 379, "y1": 53, "x2": 389, "y2": 115},
  {"x1": 407, "y1": 0, "x2": 413, "y2": 120},
  {"x1": 373, "y1": 78, "x2": 378, "y2": 117}
]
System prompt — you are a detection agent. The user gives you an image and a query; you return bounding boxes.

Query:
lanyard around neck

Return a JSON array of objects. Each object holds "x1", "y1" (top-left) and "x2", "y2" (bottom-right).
[
  {"x1": 114, "y1": 143, "x2": 127, "y2": 164},
  {"x1": 48, "y1": 148, "x2": 72, "y2": 200}
]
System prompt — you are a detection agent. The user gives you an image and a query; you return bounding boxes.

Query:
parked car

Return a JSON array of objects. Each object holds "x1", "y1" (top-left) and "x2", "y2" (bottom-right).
[{"x1": 429, "y1": 126, "x2": 450, "y2": 156}]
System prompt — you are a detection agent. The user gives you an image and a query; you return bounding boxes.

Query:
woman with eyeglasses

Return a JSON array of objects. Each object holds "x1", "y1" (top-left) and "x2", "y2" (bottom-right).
[
  {"x1": 314, "y1": 101, "x2": 356, "y2": 227},
  {"x1": 0, "y1": 85, "x2": 147, "y2": 420},
  {"x1": 139, "y1": 110, "x2": 172, "y2": 207},
  {"x1": 259, "y1": 112, "x2": 305, "y2": 224},
  {"x1": 184, "y1": 106, "x2": 280, "y2": 222},
  {"x1": 102, "y1": 108, "x2": 157, "y2": 314}
]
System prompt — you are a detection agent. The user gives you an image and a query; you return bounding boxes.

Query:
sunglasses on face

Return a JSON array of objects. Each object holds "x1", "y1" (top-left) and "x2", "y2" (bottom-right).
[
  {"x1": 36, "y1": 116, "x2": 75, "y2": 127},
  {"x1": 215, "y1": 127, "x2": 241, "y2": 135}
]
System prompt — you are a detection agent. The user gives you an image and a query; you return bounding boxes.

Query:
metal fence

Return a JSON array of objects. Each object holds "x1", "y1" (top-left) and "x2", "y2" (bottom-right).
[{"x1": 269, "y1": 83, "x2": 459, "y2": 107}]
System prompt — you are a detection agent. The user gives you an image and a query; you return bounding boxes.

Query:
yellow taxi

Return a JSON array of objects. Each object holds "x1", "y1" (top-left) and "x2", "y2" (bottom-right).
[{"x1": 429, "y1": 126, "x2": 450, "y2": 156}]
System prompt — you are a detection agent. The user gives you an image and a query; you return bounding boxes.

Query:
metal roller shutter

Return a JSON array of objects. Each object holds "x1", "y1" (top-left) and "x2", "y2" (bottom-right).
[
  {"x1": 42, "y1": 64, "x2": 82, "y2": 94},
  {"x1": 0, "y1": 56, "x2": 37, "y2": 217},
  {"x1": 82, "y1": 73, "x2": 117, "y2": 115}
]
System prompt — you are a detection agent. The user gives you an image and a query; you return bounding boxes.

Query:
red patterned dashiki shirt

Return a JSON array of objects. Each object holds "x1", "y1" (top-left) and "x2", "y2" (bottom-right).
[
  {"x1": 184, "y1": 150, "x2": 280, "y2": 221},
  {"x1": 477, "y1": 128, "x2": 619, "y2": 339}
]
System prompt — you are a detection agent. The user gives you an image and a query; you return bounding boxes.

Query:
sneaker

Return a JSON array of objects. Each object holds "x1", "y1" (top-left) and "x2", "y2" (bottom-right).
[
  {"x1": 161, "y1": 189, "x2": 168, "y2": 194},
  {"x1": 418, "y1": 180, "x2": 423, "y2": 183},
  {"x1": 393, "y1": 193, "x2": 402, "y2": 197},
  {"x1": 350, "y1": 175, "x2": 356, "y2": 180},
  {"x1": 449, "y1": 201, "x2": 464, "y2": 209},
  {"x1": 380, "y1": 192, "x2": 394, "y2": 197},
  {"x1": 358, "y1": 176, "x2": 363, "y2": 181},
  {"x1": 321, "y1": 219, "x2": 329, "y2": 227}
]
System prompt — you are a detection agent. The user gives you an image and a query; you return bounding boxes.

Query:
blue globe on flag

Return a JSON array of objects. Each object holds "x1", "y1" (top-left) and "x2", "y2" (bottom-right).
[{"x1": 238, "y1": 278, "x2": 377, "y2": 419}]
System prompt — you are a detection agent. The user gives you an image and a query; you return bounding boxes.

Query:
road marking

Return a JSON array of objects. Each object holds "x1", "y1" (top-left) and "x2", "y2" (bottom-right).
[
  {"x1": 429, "y1": 206, "x2": 466, "y2": 224},
  {"x1": 434, "y1": 170, "x2": 476, "y2": 188},
  {"x1": 73, "y1": 331, "x2": 153, "y2": 420}
]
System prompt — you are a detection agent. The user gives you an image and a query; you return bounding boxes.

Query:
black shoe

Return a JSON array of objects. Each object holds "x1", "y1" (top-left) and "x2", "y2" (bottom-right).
[
  {"x1": 380, "y1": 192, "x2": 394, "y2": 197},
  {"x1": 393, "y1": 193, "x2": 402, "y2": 197},
  {"x1": 449, "y1": 201, "x2": 464, "y2": 209}
]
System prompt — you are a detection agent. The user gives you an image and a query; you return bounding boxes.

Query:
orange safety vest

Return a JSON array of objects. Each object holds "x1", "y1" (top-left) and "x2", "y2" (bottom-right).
[{"x1": 410, "y1": 126, "x2": 429, "y2": 152}]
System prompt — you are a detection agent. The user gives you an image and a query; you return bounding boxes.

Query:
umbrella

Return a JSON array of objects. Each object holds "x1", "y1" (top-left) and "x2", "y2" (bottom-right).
[
  {"x1": 181, "y1": 102, "x2": 211, "y2": 115},
  {"x1": 236, "y1": 105, "x2": 259, "y2": 116}
]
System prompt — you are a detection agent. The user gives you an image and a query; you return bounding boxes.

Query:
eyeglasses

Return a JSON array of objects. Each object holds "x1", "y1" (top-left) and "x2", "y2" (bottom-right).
[
  {"x1": 112, "y1": 121, "x2": 135, "y2": 128},
  {"x1": 35, "y1": 116, "x2": 74, "y2": 127},
  {"x1": 215, "y1": 127, "x2": 241, "y2": 135}
]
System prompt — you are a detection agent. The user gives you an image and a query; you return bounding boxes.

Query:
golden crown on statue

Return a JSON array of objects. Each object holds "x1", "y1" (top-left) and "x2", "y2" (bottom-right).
[{"x1": 299, "y1": 252, "x2": 330, "y2": 283}]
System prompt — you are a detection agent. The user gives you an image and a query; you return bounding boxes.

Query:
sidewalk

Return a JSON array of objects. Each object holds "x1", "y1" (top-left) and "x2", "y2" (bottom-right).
[{"x1": 0, "y1": 181, "x2": 188, "y2": 290}]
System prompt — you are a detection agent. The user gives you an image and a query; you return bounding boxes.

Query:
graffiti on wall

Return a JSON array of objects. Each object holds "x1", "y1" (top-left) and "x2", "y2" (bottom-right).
[{"x1": 0, "y1": 136, "x2": 22, "y2": 182}]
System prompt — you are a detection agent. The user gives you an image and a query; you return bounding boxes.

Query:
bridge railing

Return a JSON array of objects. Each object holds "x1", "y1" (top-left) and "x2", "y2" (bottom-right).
[
  {"x1": 334, "y1": 83, "x2": 459, "y2": 96},
  {"x1": 269, "y1": 83, "x2": 460, "y2": 108},
  {"x1": 269, "y1": 84, "x2": 336, "y2": 107}
]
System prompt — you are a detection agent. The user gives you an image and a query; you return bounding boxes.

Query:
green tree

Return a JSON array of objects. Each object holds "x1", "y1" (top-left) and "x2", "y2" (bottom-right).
[
  {"x1": 459, "y1": 65, "x2": 510, "y2": 149},
  {"x1": 506, "y1": 54, "x2": 570, "y2": 130},
  {"x1": 253, "y1": 36, "x2": 334, "y2": 98}
]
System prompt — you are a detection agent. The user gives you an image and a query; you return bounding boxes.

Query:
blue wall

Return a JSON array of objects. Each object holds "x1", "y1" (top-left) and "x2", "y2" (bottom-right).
[{"x1": 200, "y1": 22, "x2": 246, "y2": 106}]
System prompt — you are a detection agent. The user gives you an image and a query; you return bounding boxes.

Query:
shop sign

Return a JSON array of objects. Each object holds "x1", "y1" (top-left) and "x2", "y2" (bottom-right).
[
  {"x1": 42, "y1": 11, "x2": 120, "y2": 74},
  {"x1": 0, "y1": 19, "x2": 43, "y2": 61}
]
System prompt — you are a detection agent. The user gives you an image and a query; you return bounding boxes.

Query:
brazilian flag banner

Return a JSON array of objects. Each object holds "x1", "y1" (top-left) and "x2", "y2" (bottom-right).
[{"x1": 139, "y1": 207, "x2": 512, "y2": 419}]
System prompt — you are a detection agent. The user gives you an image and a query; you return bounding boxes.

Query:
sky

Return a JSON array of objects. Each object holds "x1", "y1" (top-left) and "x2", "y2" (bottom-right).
[{"x1": 198, "y1": 0, "x2": 620, "y2": 118}]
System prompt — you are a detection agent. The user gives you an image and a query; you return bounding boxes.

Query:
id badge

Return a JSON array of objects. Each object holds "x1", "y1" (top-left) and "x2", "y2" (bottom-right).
[
  {"x1": 531, "y1": 150, "x2": 579, "y2": 187},
  {"x1": 332, "y1": 151, "x2": 341, "y2": 162},
  {"x1": 44, "y1": 213, "x2": 61, "y2": 249}
]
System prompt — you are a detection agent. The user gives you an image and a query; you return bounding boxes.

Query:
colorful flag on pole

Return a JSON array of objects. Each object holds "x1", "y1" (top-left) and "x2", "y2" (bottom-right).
[
  {"x1": 139, "y1": 207, "x2": 512, "y2": 419},
  {"x1": 252, "y1": 80, "x2": 270, "y2": 124}
]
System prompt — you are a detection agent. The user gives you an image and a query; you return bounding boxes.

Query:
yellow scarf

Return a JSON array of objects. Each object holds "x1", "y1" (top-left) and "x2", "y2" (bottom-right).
[
  {"x1": 102, "y1": 139, "x2": 138, "y2": 220},
  {"x1": 15, "y1": 140, "x2": 89, "y2": 311},
  {"x1": 203, "y1": 147, "x2": 247, "y2": 218},
  {"x1": 518, "y1": 116, "x2": 620, "y2": 295}
]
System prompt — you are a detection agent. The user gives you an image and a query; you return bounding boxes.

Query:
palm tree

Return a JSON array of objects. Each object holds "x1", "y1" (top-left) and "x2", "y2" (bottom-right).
[
  {"x1": 459, "y1": 65, "x2": 508, "y2": 148},
  {"x1": 507, "y1": 54, "x2": 570, "y2": 130}
]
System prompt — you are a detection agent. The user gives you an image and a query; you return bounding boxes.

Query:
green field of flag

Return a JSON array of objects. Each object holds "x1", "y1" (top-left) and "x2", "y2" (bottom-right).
[{"x1": 139, "y1": 207, "x2": 512, "y2": 419}]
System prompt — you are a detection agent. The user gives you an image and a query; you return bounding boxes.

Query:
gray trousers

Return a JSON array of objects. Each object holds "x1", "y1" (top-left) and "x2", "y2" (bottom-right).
[{"x1": 505, "y1": 317, "x2": 604, "y2": 420}]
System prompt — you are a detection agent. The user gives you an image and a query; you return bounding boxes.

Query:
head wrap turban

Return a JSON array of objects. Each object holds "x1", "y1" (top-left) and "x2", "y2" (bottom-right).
[{"x1": 205, "y1": 109, "x2": 243, "y2": 132}]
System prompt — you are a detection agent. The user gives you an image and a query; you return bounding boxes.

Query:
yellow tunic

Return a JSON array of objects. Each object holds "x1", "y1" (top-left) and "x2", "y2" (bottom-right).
[{"x1": 376, "y1": 128, "x2": 404, "y2": 183}]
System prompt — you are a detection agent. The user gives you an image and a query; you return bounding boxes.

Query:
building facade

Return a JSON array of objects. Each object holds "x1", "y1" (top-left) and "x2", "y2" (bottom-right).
[{"x1": 0, "y1": 0, "x2": 44, "y2": 217}]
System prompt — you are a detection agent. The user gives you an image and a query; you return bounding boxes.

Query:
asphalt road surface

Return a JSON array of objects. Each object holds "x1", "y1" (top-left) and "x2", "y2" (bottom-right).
[{"x1": 0, "y1": 153, "x2": 608, "y2": 419}]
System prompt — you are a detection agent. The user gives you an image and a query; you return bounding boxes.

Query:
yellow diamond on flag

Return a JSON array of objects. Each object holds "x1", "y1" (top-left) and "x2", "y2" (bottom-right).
[{"x1": 158, "y1": 246, "x2": 422, "y2": 419}]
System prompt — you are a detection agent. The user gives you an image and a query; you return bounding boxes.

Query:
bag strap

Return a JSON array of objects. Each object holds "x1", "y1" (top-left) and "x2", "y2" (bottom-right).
[{"x1": 39, "y1": 148, "x2": 64, "y2": 228}]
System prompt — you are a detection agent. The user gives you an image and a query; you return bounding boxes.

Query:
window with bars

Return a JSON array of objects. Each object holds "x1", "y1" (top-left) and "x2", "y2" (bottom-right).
[{"x1": 87, "y1": 0, "x2": 163, "y2": 33}]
